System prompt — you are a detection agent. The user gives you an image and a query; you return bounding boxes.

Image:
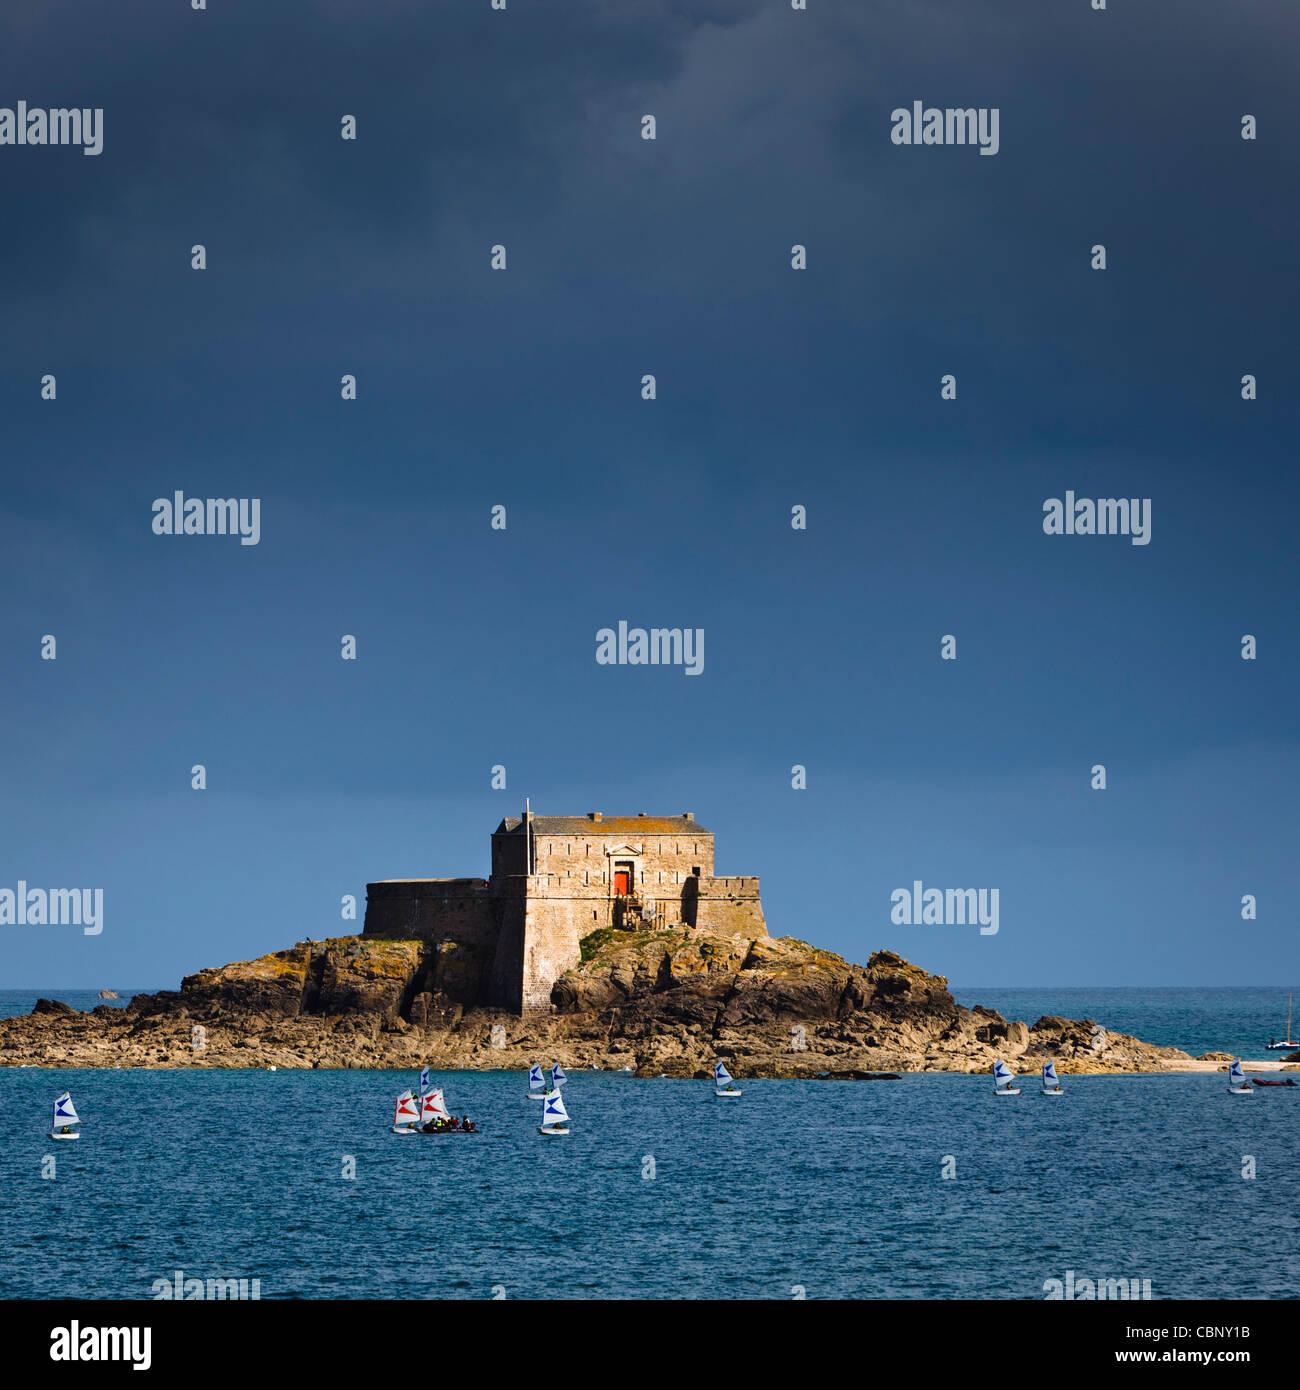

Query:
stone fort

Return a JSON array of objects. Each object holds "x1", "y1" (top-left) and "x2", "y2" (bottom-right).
[{"x1": 363, "y1": 810, "x2": 766, "y2": 1014}]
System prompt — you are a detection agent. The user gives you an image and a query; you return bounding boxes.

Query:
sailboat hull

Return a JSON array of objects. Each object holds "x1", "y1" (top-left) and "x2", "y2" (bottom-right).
[
  {"x1": 994, "y1": 1087, "x2": 1021, "y2": 1096},
  {"x1": 48, "y1": 1131, "x2": 80, "y2": 1140},
  {"x1": 1265, "y1": 1042, "x2": 1299, "y2": 1051},
  {"x1": 538, "y1": 1125, "x2": 569, "y2": 1136},
  {"x1": 1228, "y1": 1086, "x2": 1255, "y2": 1095},
  {"x1": 714, "y1": 1088, "x2": 742, "y2": 1098},
  {"x1": 390, "y1": 1125, "x2": 418, "y2": 1134},
  {"x1": 1041, "y1": 1088, "x2": 1064, "y2": 1096}
]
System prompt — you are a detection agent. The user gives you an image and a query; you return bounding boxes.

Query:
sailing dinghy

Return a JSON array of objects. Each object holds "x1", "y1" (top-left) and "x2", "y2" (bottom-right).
[
  {"x1": 420, "y1": 1087, "x2": 450, "y2": 1127},
  {"x1": 48, "y1": 1091, "x2": 81, "y2": 1140},
  {"x1": 526, "y1": 1063, "x2": 551, "y2": 1100},
  {"x1": 550, "y1": 1063, "x2": 568, "y2": 1090},
  {"x1": 1265, "y1": 993, "x2": 1299, "y2": 1051},
  {"x1": 1227, "y1": 1060, "x2": 1254, "y2": 1095},
  {"x1": 538, "y1": 1090, "x2": 571, "y2": 1136},
  {"x1": 1041, "y1": 1062, "x2": 1064, "y2": 1095},
  {"x1": 713, "y1": 1061, "x2": 742, "y2": 1098},
  {"x1": 391, "y1": 1088, "x2": 420, "y2": 1133},
  {"x1": 993, "y1": 1059, "x2": 1021, "y2": 1096}
]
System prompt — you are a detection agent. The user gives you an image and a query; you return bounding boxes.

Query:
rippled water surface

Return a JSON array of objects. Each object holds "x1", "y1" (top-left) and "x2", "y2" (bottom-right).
[{"x1": 1, "y1": 1067, "x2": 1296, "y2": 1300}]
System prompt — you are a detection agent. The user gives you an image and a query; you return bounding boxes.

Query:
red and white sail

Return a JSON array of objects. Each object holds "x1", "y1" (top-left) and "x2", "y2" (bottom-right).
[
  {"x1": 393, "y1": 1089, "x2": 419, "y2": 1126},
  {"x1": 420, "y1": 1088, "x2": 450, "y2": 1123}
]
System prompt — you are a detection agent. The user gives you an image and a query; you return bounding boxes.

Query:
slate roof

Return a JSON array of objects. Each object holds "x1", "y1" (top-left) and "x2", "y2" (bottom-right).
[{"x1": 495, "y1": 815, "x2": 710, "y2": 836}]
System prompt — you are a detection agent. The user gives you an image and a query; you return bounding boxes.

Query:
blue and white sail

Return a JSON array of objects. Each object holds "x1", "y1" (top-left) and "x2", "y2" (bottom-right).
[
  {"x1": 1041, "y1": 1062, "x2": 1061, "y2": 1091},
  {"x1": 1227, "y1": 1060, "x2": 1253, "y2": 1093},
  {"x1": 993, "y1": 1059, "x2": 1018, "y2": 1090},
  {"x1": 713, "y1": 1060, "x2": 742, "y2": 1097},
  {"x1": 527, "y1": 1063, "x2": 547, "y2": 1098},
  {"x1": 418, "y1": 1065, "x2": 430, "y2": 1095},
  {"x1": 550, "y1": 1063, "x2": 568, "y2": 1089},
  {"x1": 539, "y1": 1090, "x2": 570, "y2": 1132},
  {"x1": 51, "y1": 1092, "x2": 79, "y2": 1128}
]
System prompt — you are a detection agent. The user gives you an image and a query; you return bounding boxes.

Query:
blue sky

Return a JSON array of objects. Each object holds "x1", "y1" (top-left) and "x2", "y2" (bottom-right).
[{"x1": 1, "y1": 0, "x2": 1297, "y2": 989}]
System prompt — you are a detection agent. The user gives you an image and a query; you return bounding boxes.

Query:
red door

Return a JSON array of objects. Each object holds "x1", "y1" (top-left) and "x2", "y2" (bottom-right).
[{"x1": 614, "y1": 870, "x2": 630, "y2": 895}]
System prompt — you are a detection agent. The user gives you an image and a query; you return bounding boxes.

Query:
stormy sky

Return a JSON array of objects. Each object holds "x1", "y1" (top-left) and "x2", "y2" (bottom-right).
[{"x1": 1, "y1": 0, "x2": 1297, "y2": 989}]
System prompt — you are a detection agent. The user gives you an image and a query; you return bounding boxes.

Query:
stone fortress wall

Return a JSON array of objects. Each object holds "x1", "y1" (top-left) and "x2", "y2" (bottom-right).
[{"x1": 362, "y1": 811, "x2": 767, "y2": 1013}]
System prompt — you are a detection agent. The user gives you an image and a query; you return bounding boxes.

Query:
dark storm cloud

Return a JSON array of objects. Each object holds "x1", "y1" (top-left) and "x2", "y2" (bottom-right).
[{"x1": 1, "y1": 0, "x2": 1297, "y2": 396}]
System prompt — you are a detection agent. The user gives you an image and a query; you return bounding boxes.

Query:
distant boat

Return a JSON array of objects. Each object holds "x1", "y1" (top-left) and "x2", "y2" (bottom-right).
[
  {"x1": 391, "y1": 1088, "x2": 420, "y2": 1133},
  {"x1": 48, "y1": 1091, "x2": 80, "y2": 1140},
  {"x1": 618, "y1": 1065, "x2": 633, "y2": 1073},
  {"x1": 993, "y1": 1059, "x2": 1021, "y2": 1096},
  {"x1": 1252, "y1": 1077, "x2": 1297, "y2": 1088},
  {"x1": 550, "y1": 1063, "x2": 568, "y2": 1089},
  {"x1": 713, "y1": 1061, "x2": 742, "y2": 1098},
  {"x1": 1227, "y1": 1060, "x2": 1254, "y2": 1095},
  {"x1": 1265, "y1": 994, "x2": 1299, "y2": 1051},
  {"x1": 527, "y1": 1063, "x2": 551, "y2": 1100},
  {"x1": 1041, "y1": 1062, "x2": 1064, "y2": 1096},
  {"x1": 539, "y1": 1090, "x2": 571, "y2": 1136}
]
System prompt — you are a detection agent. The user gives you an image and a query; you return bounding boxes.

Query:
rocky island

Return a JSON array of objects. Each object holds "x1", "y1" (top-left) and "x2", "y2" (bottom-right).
[{"x1": 0, "y1": 925, "x2": 1192, "y2": 1075}]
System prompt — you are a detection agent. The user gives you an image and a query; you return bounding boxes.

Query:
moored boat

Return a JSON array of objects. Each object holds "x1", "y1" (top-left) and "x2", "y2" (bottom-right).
[{"x1": 1265, "y1": 993, "x2": 1299, "y2": 1051}]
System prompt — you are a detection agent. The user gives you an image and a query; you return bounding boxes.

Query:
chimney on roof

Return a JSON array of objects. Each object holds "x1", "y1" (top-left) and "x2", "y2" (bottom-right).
[
  {"x1": 588, "y1": 812, "x2": 602, "y2": 822},
  {"x1": 683, "y1": 812, "x2": 694, "y2": 821}
]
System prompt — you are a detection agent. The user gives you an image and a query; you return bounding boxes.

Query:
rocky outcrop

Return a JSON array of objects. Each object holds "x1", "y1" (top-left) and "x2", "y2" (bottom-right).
[{"x1": 0, "y1": 928, "x2": 1192, "y2": 1075}]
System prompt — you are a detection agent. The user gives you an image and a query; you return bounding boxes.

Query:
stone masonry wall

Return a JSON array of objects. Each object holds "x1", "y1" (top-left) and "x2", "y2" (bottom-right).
[{"x1": 693, "y1": 876, "x2": 766, "y2": 937}]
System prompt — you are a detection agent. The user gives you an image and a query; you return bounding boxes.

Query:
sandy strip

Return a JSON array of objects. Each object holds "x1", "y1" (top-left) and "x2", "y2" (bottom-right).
[{"x1": 1158, "y1": 1058, "x2": 1297, "y2": 1072}]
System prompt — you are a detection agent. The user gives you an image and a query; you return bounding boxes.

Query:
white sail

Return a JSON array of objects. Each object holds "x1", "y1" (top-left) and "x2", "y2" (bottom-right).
[
  {"x1": 52, "y1": 1092, "x2": 79, "y2": 1126},
  {"x1": 528, "y1": 1063, "x2": 545, "y2": 1091},
  {"x1": 540, "y1": 1091, "x2": 570, "y2": 1127},
  {"x1": 1042, "y1": 1063, "x2": 1059, "y2": 1086},
  {"x1": 1228, "y1": 1060, "x2": 1247, "y2": 1087},
  {"x1": 714, "y1": 1061, "x2": 733, "y2": 1086},
  {"x1": 420, "y1": 1088, "x2": 449, "y2": 1123},
  {"x1": 393, "y1": 1089, "x2": 419, "y2": 1126},
  {"x1": 418, "y1": 1066, "x2": 430, "y2": 1094},
  {"x1": 993, "y1": 1059, "x2": 1015, "y2": 1087},
  {"x1": 551, "y1": 1063, "x2": 568, "y2": 1088}
]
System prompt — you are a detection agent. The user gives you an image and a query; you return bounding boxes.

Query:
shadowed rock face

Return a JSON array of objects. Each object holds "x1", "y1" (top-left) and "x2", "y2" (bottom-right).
[{"x1": 0, "y1": 929, "x2": 1191, "y2": 1075}]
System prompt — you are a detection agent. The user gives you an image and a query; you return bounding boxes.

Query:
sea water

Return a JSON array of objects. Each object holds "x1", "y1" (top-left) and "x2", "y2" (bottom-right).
[{"x1": 1, "y1": 1064, "x2": 1296, "y2": 1301}]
